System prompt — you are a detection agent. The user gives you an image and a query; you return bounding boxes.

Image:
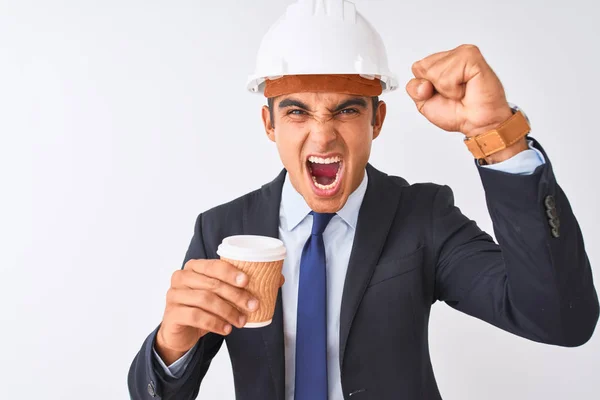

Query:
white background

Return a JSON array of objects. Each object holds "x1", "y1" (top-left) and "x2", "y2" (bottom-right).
[{"x1": 1, "y1": 0, "x2": 599, "y2": 398}]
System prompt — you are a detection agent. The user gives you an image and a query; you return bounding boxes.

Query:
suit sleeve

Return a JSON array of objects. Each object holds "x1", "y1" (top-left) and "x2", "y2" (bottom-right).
[
  {"x1": 433, "y1": 139, "x2": 599, "y2": 346},
  {"x1": 128, "y1": 213, "x2": 225, "y2": 399}
]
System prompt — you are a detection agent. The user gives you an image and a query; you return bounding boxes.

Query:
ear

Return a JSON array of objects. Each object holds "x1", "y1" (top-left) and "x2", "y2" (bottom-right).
[
  {"x1": 372, "y1": 100, "x2": 387, "y2": 140},
  {"x1": 261, "y1": 105, "x2": 276, "y2": 142}
]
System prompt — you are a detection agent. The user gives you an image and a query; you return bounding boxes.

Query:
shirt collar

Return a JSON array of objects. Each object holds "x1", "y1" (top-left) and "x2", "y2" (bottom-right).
[{"x1": 281, "y1": 170, "x2": 369, "y2": 231}]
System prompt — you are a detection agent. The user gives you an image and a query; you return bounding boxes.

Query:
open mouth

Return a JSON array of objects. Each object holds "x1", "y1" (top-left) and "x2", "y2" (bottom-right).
[{"x1": 307, "y1": 155, "x2": 343, "y2": 196}]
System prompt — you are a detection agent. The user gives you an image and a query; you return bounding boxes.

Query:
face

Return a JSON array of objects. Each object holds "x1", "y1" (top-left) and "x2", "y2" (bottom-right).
[{"x1": 261, "y1": 92, "x2": 387, "y2": 213}]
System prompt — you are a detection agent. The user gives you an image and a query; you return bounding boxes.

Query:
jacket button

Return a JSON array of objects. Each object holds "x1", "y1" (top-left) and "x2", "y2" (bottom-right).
[
  {"x1": 544, "y1": 195, "x2": 556, "y2": 210},
  {"x1": 147, "y1": 381, "x2": 157, "y2": 397},
  {"x1": 549, "y1": 217, "x2": 560, "y2": 229},
  {"x1": 551, "y1": 228, "x2": 560, "y2": 238},
  {"x1": 546, "y1": 208, "x2": 558, "y2": 219}
]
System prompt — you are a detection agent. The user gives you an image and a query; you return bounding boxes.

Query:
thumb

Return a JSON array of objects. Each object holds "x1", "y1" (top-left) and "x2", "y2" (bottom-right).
[{"x1": 406, "y1": 78, "x2": 434, "y2": 103}]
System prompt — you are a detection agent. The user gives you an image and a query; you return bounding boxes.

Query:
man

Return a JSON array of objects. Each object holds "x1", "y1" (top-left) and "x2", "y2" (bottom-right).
[{"x1": 128, "y1": 1, "x2": 599, "y2": 399}]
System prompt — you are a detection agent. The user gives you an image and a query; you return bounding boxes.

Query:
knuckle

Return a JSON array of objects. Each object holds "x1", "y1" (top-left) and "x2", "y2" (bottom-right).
[
  {"x1": 204, "y1": 276, "x2": 221, "y2": 291},
  {"x1": 183, "y1": 259, "x2": 196, "y2": 270},
  {"x1": 188, "y1": 308, "x2": 203, "y2": 325},
  {"x1": 166, "y1": 288, "x2": 176, "y2": 304},
  {"x1": 206, "y1": 315, "x2": 223, "y2": 332},
  {"x1": 461, "y1": 44, "x2": 480, "y2": 55},
  {"x1": 170, "y1": 270, "x2": 178, "y2": 286},
  {"x1": 218, "y1": 300, "x2": 236, "y2": 318},
  {"x1": 221, "y1": 283, "x2": 245, "y2": 305},
  {"x1": 187, "y1": 307, "x2": 207, "y2": 325},
  {"x1": 197, "y1": 289, "x2": 213, "y2": 305},
  {"x1": 187, "y1": 259, "x2": 206, "y2": 274},
  {"x1": 228, "y1": 309, "x2": 243, "y2": 325},
  {"x1": 171, "y1": 270, "x2": 183, "y2": 287},
  {"x1": 201, "y1": 259, "x2": 217, "y2": 275},
  {"x1": 170, "y1": 305, "x2": 191, "y2": 325},
  {"x1": 217, "y1": 259, "x2": 235, "y2": 274},
  {"x1": 231, "y1": 287, "x2": 246, "y2": 302},
  {"x1": 411, "y1": 61, "x2": 424, "y2": 75},
  {"x1": 162, "y1": 303, "x2": 176, "y2": 322},
  {"x1": 437, "y1": 79, "x2": 454, "y2": 91},
  {"x1": 214, "y1": 299, "x2": 239, "y2": 325},
  {"x1": 236, "y1": 290, "x2": 252, "y2": 309}
]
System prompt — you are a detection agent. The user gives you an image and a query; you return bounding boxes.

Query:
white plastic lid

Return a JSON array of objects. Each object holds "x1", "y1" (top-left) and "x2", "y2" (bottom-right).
[{"x1": 216, "y1": 235, "x2": 287, "y2": 262}]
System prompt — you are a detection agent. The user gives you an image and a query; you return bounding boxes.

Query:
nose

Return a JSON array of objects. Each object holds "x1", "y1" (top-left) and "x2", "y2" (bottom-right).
[{"x1": 308, "y1": 117, "x2": 337, "y2": 150}]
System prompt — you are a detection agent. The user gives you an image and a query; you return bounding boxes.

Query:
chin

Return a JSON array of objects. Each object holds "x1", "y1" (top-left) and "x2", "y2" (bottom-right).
[{"x1": 305, "y1": 196, "x2": 346, "y2": 214}]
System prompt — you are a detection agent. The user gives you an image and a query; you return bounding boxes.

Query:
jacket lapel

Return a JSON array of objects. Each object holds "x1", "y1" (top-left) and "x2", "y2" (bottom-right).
[
  {"x1": 339, "y1": 164, "x2": 403, "y2": 370},
  {"x1": 243, "y1": 169, "x2": 286, "y2": 400}
]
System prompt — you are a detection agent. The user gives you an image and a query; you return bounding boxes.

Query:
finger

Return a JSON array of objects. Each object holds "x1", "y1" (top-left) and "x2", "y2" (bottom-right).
[
  {"x1": 168, "y1": 304, "x2": 233, "y2": 336},
  {"x1": 414, "y1": 93, "x2": 461, "y2": 131},
  {"x1": 171, "y1": 270, "x2": 259, "y2": 313},
  {"x1": 279, "y1": 274, "x2": 285, "y2": 287},
  {"x1": 414, "y1": 53, "x2": 467, "y2": 100},
  {"x1": 405, "y1": 78, "x2": 435, "y2": 103},
  {"x1": 185, "y1": 259, "x2": 249, "y2": 288},
  {"x1": 411, "y1": 49, "x2": 451, "y2": 79},
  {"x1": 415, "y1": 45, "x2": 487, "y2": 101},
  {"x1": 167, "y1": 288, "x2": 248, "y2": 329}
]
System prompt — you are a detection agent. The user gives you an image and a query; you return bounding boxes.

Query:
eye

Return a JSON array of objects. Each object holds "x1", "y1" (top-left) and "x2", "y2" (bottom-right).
[
  {"x1": 339, "y1": 108, "x2": 358, "y2": 115},
  {"x1": 287, "y1": 109, "x2": 307, "y2": 115}
]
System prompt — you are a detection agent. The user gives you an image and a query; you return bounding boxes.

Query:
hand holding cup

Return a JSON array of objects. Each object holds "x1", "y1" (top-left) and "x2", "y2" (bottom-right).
[{"x1": 156, "y1": 235, "x2": 286, "y2": 365}]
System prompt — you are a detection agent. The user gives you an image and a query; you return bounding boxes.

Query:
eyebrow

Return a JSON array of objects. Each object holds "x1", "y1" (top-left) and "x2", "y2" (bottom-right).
[
  {"x1": 277, "y1": 97, "x2": 368, "y2": 112},
  {"x1": 331, "y1": 97, "x2": 368, "y2": 112},
  {"x1": 278, "y1": 98, "x2": 312, "y2": 111}
]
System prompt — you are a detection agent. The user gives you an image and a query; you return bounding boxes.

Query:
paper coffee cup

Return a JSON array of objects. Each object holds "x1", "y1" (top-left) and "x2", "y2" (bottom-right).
[{"x1": 217, "y1": 235, "x2": 286, "y2": 328}]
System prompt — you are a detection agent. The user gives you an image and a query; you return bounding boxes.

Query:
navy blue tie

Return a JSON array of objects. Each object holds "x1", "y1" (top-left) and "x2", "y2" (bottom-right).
[{"x1": 295, "y1": 212, "x2": 335, "y2": 400}]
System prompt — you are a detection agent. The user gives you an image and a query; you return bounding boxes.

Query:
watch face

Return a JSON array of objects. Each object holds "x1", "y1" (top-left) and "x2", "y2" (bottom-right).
[{"x1": 508, "y1": 102, "x2": 531, "y2": 126}]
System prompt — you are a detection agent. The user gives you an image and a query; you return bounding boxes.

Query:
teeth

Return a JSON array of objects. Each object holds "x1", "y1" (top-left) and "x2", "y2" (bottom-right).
[
  {"x1": 312, "y1": 169, "x2": 341, "y2": 190},
  {"x1": 308, "y1": 155, "x2": 342, "y2": 191},
  {"x1": 308, "y1": 155, "x2": 341, "y2": 164}
]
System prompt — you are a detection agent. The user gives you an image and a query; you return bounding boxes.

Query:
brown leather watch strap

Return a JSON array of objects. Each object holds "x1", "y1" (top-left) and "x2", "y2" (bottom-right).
[{"x1": 464, "y1": 110, "x2": 531, "y2": 159}]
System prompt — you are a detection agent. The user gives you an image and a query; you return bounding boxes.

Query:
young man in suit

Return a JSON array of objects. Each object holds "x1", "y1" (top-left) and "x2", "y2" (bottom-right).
[{"x1": 128, "y1": 1, "x2": 599, "y2": 399}]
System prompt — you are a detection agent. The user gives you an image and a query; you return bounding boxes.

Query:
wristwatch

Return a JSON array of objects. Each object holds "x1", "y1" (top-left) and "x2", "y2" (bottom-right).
[{"x1": 464, "y1": 103, "x2": 531, "y2": 159}]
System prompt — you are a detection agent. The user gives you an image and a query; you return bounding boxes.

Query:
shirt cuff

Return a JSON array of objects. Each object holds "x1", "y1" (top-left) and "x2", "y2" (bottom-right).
[
  {"x1": 152, "y1": 343, "x2": 197, "y2": 379},
  {"x1": 480, "y1": 140, "x2": 545, "y2": 175}
]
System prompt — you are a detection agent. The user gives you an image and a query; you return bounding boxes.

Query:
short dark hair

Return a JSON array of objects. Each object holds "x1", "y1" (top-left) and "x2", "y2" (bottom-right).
[{"x1": 267, "y1": 96, "x2": 379, "y2": 128}]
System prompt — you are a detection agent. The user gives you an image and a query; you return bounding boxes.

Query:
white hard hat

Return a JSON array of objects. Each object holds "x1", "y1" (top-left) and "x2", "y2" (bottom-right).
[{"x1": 247, "y1": 0, "x2": 398, "y2": 95}]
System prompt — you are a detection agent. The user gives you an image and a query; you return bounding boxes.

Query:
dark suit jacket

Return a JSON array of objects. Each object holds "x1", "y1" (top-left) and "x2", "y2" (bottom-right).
[{"x1": 128, "y1": 139, "x2": 599, "y2": 400}]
